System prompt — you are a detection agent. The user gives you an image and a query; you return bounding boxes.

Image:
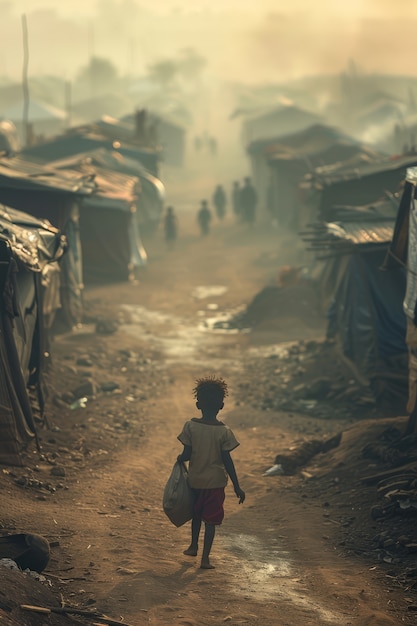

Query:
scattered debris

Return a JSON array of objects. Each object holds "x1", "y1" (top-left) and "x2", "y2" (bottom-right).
[{"x1": 265, "y1": 432, "x2": 342, "y2": 476}]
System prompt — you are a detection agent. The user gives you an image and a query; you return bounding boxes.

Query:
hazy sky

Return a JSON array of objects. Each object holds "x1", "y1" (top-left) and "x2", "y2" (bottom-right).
[
  {"x1": 2, "y1": 0, "x2": 417, "y2": 83},
  {"x1": 13, "y1": 0, "x2": 417, "y2": 18}
]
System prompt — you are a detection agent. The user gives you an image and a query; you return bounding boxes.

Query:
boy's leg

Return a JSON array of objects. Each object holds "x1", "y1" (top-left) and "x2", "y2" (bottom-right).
[
  {"x1": 200, "y1": 523, "x2": 216, "y2": 569},
  {"x1": 183, "y1": 517, "x2": 201, "y2": 556}
]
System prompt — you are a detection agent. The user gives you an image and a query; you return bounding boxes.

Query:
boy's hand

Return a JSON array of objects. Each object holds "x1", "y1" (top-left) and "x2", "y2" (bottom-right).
[{"x1": 235, "y1": 487, "x2": 245, "y2": 504}]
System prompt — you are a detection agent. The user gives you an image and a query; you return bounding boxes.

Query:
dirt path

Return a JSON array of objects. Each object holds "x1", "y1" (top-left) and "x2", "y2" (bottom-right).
[{"x1": 3, "y1": 216, "x2": 410, "y2": 625}]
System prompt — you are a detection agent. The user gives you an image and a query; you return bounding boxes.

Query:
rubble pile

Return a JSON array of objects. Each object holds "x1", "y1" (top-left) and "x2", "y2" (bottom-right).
[
  {"x1": 237, "y1": 339, "x2": 377, "y2": 420},
  {"x1": 230, "y1": 284, "x2": 324, "y2": 330}
]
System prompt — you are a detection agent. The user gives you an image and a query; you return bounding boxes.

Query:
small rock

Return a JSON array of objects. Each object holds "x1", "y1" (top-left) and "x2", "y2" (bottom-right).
[
  {"x1": 50, "y1": 466, "x2": 66, "y2": 477},
  {"x1": 96, "y1": 319, "x2": 118, "y2": 335},
  {"x1": 72, "y1": 381, "x2": 97, "y2": 398},
  {"x1": 76, "y1": 356, "x2": 93, "y2": 367},
  {"x1": 100, "y1": 381, "x2": 120, "y2": 392}
]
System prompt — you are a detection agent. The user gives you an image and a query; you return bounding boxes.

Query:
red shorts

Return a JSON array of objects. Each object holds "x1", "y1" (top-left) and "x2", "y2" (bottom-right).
[{"x1": 192, "y1": 488, "x2": 225, "y2": 525}]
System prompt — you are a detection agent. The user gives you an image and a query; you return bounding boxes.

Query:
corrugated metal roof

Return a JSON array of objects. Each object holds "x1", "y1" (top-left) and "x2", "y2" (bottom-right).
[
  {"x1": 313, "y1": 154, "x2": 417, "y2": 186},
  {"x1": 325, "y1": 222, "x2": 394, "y2": 245},
  {"x1": 21, "y1": 132, "x2": 161, "y2": 176},
  {"x1": 0, "y1": 155, "x2": 95, "y2": 196},
  {"x1": 43, "y1": 153, "x2": 139, "y2": 209},
  {"x1": 302, "y1": 220, "x2": 395, "y2": 257}
]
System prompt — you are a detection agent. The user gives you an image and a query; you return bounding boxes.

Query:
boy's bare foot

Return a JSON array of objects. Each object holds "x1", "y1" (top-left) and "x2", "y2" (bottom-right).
[
  {"x1": 200, "y1": 561, "x2": 215, "y2": 569},
  {"x1": 183, "y1": 547, "x2": 198, "y2": 556}
]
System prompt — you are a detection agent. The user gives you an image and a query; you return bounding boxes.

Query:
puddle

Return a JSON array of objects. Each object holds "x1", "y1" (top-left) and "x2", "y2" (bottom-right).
[
  {"x1": 191, "y1": 285, "x2": 228, "y2": 300},
  {"x1": 120, "y1": 304, "x2": 244, "y2": 365},
  {"x1": 198, "y1": 306, "x2": 249, "y2": 334},
  {"x1": 222, "y1": 533, "x2": 343, "y2": 624}
]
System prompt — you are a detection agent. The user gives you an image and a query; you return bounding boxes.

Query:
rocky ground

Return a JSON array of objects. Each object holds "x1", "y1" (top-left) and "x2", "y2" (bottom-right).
[{"x1": 1, "y1": 216, "x2": 417, "y2": 625}]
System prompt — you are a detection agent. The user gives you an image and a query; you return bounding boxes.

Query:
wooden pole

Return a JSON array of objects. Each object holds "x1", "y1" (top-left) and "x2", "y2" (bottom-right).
[
  {"x1": 21, "y1": 604, "x2": 135, "y2": 626},
  {"x1": 21, "y1": 14, "x2": 30, "y2": 147}
]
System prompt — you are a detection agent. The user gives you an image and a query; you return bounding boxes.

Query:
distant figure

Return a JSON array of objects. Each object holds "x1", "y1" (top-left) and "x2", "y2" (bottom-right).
[
  {"x1": 164, "y1": 206, "x2": 178, "y2": 248},
  {"x1": 240, "y1": 177, "x2": 258, "y2": 225},
  {"x1": 197, "y1": 200, "x2": 212, "y2": 237},
  {"x1": 232, "y1": 181, "x2": 241, "y2": 220},
  {"x1": 212, "y1": 184, "x2": 227, "y2": 220}
]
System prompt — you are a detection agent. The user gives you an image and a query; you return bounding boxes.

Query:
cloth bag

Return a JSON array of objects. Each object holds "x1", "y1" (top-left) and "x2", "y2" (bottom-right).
[{"x1": 163, "y1": 461, "x2": 194, "y2": 527}]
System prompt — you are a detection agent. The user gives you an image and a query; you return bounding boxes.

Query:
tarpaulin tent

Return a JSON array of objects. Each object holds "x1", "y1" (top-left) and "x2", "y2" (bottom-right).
[
  {"x1": 306, "y1": 219, "x2": 407, "y2": 407},
  {"x1": 47, "y1": 148, "x2": 164, "y2": 236},
  {"x1": 0, "y1": 205, "x2": 66, "y2": 465},
  {"x1": 76, "y1": 166, "x2": 146, "y2": 283},
  {"x1": 385, "y1": 167, "x2": 417, "y2": 423},
  {"x1": 0, "y1": 155, "x2": 95, "y2": 328}
]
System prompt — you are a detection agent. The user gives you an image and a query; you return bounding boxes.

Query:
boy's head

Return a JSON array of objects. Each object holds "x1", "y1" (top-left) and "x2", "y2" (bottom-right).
[{"x1": 193, "y1": 376, "x2": 228, "y2": 412}]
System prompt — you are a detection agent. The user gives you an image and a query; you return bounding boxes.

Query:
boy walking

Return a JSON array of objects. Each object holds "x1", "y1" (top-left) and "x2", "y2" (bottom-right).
[{"x1": 177, "y1": 377, "x2": 245, "y2": 569}]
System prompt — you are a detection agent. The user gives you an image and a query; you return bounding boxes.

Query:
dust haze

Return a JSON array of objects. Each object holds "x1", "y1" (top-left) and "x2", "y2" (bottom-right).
[{"x1": 1, "y1": 0, "x2": 416, "y2": 81}]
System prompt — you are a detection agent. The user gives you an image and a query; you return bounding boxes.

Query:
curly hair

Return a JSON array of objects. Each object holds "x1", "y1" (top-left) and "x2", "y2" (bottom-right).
[{"x1": 193, "y1": 376, "x2": 228, "y2": 409}]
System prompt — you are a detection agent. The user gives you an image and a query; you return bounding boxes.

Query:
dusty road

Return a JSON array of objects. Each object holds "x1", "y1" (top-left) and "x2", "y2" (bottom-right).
[{"x1": 3, "y1": 212, "x2": 411, "y2": 625}]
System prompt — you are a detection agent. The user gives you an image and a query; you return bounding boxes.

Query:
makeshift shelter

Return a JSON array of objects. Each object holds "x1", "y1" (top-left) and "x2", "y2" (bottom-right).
[
  {"x1": 242, "y1": 103, "x2": 322, "y2": 146},
  {"x1": 303, "y1": 153, "x2": 417, "y2": 228},
  {"x1": 47, "y1": 148, "x2": 164, "y2": 235},
  {"x1": 20, "y1": 152, "x2": 147, "y2": 283},
  {"x1": 121, "y1": 111, "x2": 187, "y2": 167},
  {"x1": 22, "y1": 126, "x2": 161, "y2": 177},
  {"x1": 247, "y1": 124, "x2": 379, "y2": 227},
  {"x1": 0, "y1": 155, "x2": 95, "y2": 328},
  {"x1": 306, "y1": 217, "x2": 407, "y2": 407},
  {"x1": 0, "y1": 205, "x2": 66, "y2": 465},
  {"x1": 385, "y1": 167, "x2": 417, "y2": 422},
  {"x1": 74, "y1": 165, "x2": 146, "y2": 283}
]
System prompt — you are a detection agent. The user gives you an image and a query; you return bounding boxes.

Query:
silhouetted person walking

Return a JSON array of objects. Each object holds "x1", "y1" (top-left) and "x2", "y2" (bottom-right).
[
  {"x1": 164, "y1": 206, "x2": 178, "y2": 249},
  {"x1": 240, "y1": 177, "x2": 258, "y2": 225},
  {"x1": 212, "y1": 184, "x2": 227, "y2": 220},
  {"x1": 232, "y1": 181, "x2": 241, "y2": 220},
  {"x1": 197, "y1": 200, "x2": 212, "y2": 237}
]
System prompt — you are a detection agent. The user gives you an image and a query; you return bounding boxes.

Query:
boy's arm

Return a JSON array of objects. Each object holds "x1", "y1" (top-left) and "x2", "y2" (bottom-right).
[
  {"x1": 177, "y1": 444, "x2": 192, "y2": 463},
  {"x1": 221, "y1": 450, "x2": 245, "y2": 504}
]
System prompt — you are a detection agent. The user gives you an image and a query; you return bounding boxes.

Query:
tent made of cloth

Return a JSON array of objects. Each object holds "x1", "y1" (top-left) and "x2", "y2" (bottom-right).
[
  {"x1": 37, "y1": 152, "x2": 148, "y2": 281},
  {"x1": 76, "y1": 166, "x2": 146, "y2": 283},
  {"x1": 0, "y1": 155, "x2": 95, "y2": 329},
  {"x1": 45, "y1": 148, "x2": 164, "y2": 234},
  {"x1": 0, "y1": 205, "x2": 66, "y2": 465},
  {"x1": 21, "y1": 129, "x2": 161, "y2": 177},
  {"x1": 312, "y1": 226, "x2": 407, "y2": 408},
  {"x1": 384, "y1": 167, "x2": 417, "y2": 418}
]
